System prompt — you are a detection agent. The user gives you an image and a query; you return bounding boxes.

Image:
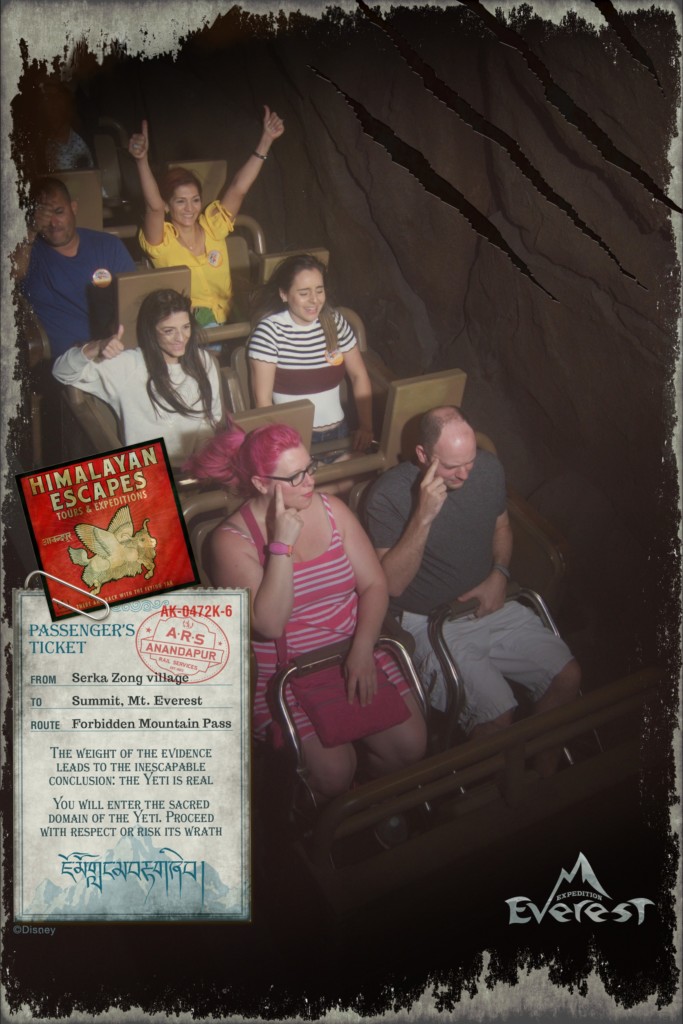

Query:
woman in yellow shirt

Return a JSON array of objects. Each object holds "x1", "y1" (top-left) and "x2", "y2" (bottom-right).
[{"x1": 128, "y1": 108, "x2": 284, "y2": 327}]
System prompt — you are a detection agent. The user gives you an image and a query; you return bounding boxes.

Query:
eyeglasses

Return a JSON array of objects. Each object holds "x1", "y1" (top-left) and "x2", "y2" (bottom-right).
[{"x1": 262, "y1": 460, "x2": 319, "y2": 488}]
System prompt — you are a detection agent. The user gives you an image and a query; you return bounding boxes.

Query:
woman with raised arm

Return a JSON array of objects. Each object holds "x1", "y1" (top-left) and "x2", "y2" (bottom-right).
[
  {"x1": 248, "y1": 253, "x2": 374, "y2": 454},
  {"x1": 53, "y1": 289, "x2": 222, "y2": 464},
  {"x1": 185, "y1": 422, "x2": 426, "y2": 803},
  {"x1": 128, "y1": 108, "x2": 284, "y2": 327}
]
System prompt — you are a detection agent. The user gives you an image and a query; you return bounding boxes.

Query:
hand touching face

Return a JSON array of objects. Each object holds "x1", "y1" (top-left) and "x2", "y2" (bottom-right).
[
  {"x1": 271, "y1": 484, "x2": 304, "y2": 547},
  {"x1": 417, "y1": 457, "x2": 448, "y2": 525}
]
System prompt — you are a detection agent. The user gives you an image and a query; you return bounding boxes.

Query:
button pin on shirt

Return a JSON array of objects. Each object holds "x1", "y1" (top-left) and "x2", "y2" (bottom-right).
[{"x1": 92, "y1": 268, "x2": 112, "y2": 287}]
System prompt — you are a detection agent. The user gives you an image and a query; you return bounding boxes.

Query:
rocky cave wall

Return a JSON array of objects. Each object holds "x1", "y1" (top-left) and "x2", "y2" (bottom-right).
[{"x1": 14, "y1": 4, "x2": 681, "y2": 673}]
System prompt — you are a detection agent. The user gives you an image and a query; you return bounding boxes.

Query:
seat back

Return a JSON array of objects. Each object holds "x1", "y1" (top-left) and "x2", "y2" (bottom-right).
[
  {"x1": 168, "y1": 159, "x2": 227, "y2": 204},
  {"x1": 180, "y1": 489, "x2": 240, "y2": 586},
  {"x1": 115, "y1": 266, "x2": 192, "y2": 347},
  {"x1": 233, "y1": 213, "x2": 266, "y2": 256},
  {"x1": 226, "y1": 234, "x2": 251, "y2": 280},
  {"x1": 258, "y1": 248, "x2": 330, "y2": 286},
  {"x1": 336, "y1": 305, "x2": 367, "y2": 353},
  {"x1": 379, "y1": 368, "x2": 468, "y2": 469},
  {"x1": 231, "y1": 399, "x2": 315, "y2": 449},
  {"x1": 336, "y1": 304, "x2": 396, "y2": 437},
  {"x1": 507, "y1": 495, "x2": 567, "y2": 610},
  {"x1": 57, "y1": 169, "x2": 104, "y2": 230},
  {"x1": 473, "y1": 431, "x2": 566, "y2": 607},
  {"x1": 220, "y1": 366, "x2": 247, "y2": 415},
  {"x1": 229, "y1": 346, "x2": 251, "y2": 408},
  {"x1": 60, "y1": 385, "x2": 123, "y2": 454},
  {"x1": 93, "y1": 132, "x2": 122, "y2": 203}
]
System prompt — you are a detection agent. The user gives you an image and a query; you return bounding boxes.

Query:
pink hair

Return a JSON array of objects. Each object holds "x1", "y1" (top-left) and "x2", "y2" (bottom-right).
[{"x1": 184, "y1": 420, "x2": 302, "y2": 496}]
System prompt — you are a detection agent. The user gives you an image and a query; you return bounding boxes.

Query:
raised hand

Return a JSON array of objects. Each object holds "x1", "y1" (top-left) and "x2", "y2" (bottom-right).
[
  {"x1": 271, "y1": 484, "x2": 303, "y2": 548},
  {"x1": 128, "y1": 120, "x2": 150, "y2": 161},
  {"x1": 83, "y1": 325, "x2": 125, "y2": 361},
  {"x1": 262, "y1": 105, "x2": 285, "y2": 141},
  {"x1": 417, "y1": 457, "x2": 448, "y2": 525}
]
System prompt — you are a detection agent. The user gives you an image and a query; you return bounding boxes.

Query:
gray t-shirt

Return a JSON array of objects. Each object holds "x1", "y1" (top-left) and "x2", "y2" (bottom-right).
[{"x1": 365, "y1": 453, "x2": 507, "y2": 614}]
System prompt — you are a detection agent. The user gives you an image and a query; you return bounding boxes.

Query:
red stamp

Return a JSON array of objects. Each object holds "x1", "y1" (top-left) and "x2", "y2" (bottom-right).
[{"x1": 135, "y1": 610, "x2": 229, "y2": 682}]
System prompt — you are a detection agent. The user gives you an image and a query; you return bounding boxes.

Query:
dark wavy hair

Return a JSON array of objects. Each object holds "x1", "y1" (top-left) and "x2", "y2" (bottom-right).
[
  {"x1": 137, "y1": 289, "x2": 217, "y2": 424},
  {"x1": 251, "y1": 253, "x2": 339, "y2": 353}
]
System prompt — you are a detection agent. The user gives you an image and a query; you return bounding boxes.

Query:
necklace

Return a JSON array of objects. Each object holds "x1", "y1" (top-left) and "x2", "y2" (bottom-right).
[{"x1": 179, "y1": 226, "x2": 205, "y2": 255}]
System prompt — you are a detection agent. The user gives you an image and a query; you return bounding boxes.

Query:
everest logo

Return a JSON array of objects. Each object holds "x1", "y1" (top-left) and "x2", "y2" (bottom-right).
[{"x1": 506, "y1": 852, "x2": 654, "y2": 925}]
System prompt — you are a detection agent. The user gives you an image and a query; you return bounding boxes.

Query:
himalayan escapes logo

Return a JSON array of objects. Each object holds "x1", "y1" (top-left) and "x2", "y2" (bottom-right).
[{"x1": 506, "y1": 852, "x2": 654, "y2": 925}]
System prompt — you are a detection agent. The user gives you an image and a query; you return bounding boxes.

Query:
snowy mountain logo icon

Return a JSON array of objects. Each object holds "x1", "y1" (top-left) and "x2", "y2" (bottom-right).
[{"x1": 506, "y1": 852, "x2": 654, "y2": 925}]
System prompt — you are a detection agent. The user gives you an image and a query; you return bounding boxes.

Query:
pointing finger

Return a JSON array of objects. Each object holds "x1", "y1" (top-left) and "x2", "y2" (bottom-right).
[
  {"x1": 274, "y1": 483, "x2": 284, "y2": 515},
  {"x1": 423, "y1": 457, "x2": 439, "y2": 482}
]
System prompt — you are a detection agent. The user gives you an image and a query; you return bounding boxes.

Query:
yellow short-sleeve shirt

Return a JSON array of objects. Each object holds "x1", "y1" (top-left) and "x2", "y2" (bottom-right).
[{"x1": 139, "y1": 200, "x2": 235, "y2": 324}]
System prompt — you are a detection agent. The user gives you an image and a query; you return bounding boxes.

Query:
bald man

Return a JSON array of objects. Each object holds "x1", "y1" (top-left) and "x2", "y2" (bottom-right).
[{"x1": 365, "y1": 406, "x2": 580, "y2": 774}]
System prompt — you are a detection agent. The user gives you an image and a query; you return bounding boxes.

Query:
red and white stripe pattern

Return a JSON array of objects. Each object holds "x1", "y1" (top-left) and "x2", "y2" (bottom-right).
[{"x1": 245, "y1": 495, "x2": 409, "y2": 742}]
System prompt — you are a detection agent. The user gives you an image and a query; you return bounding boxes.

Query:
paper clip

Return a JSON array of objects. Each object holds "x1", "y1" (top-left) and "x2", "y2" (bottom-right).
[{"x1": 24, "y1": 570, "x2": 110, "y2": 621}]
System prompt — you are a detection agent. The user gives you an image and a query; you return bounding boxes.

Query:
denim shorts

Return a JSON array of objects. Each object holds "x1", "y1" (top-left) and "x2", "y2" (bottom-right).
[{"x1": 312, "y1": 419, "x2": 350, "y2": 463}]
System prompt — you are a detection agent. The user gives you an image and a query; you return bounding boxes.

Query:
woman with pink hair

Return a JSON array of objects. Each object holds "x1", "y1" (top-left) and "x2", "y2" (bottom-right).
[{"x1": 186, "y1": 422, "x2": 426, "y2": 803}]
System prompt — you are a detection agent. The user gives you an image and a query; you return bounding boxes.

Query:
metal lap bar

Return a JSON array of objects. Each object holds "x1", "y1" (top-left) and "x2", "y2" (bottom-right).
[
  {"x1": 514, "y1": 586, "x2": 560, "y2": 636},
  {"x1": 427, "y1": 584, "x2": 561, "y2": 745},
  {"x1": 293, "y1": 639, "x2": 351, "y2": 674},
  {"x1": 376, "y1": 634, "x2": 429, "y2": 721}
]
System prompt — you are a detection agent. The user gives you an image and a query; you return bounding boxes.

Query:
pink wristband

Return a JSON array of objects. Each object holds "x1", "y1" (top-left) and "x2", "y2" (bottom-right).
[{"x1": 267, "y1": 542, "x2": 293, "y2": 557}]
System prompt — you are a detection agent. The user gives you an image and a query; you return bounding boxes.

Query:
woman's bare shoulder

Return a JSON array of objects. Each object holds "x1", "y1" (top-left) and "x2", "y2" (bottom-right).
[{"x1": 212, "y1": 510, "x2": 253, "y2": 545}]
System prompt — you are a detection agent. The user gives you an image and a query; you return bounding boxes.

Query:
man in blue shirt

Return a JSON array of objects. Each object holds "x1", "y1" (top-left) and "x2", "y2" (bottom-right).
[{"x1": 19, "y1": 176, "x2": 134, "y2": 359}]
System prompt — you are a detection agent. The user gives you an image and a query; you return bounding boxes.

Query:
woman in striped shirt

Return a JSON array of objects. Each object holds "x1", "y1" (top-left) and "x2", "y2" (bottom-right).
[
  {"x1": 247, "y1": 254, "x2": 374, "y2": 453},
  {"x1": 186, "y1": 421, "x2": 426, "y2": 803}
]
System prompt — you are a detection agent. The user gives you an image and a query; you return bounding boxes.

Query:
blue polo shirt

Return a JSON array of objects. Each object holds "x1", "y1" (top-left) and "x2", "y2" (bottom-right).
[{"x1": 23, "y1": 228, "x2": 134, "y2": 358}]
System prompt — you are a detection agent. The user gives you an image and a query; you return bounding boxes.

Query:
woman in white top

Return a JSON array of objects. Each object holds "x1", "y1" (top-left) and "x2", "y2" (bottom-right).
[
  {"x1": 53, "y1": 289, "x2": 223, "y2": 464},
  {"x1": 247, "y1": 254, "x2": 374, "y2": 452}
]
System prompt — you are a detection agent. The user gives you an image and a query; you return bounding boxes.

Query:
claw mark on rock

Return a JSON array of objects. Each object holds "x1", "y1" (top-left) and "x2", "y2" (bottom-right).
[
  {"x1": 357, "y1": 0, "x2": 642, "y2": 287},
  {"x1": 592, "y1": 0, "x2": 663, "y2": 90},
  {"x1": 309, "y1": 65, "x2": 557, "y2": 302},
  {"x1": 457, "y1": 0, "x2": 681, "y2": 214}
]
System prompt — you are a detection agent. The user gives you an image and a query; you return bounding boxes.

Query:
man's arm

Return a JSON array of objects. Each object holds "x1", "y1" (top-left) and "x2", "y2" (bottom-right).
[
  {"x1": 374, "y1": 459, "x2": 446, "y2": 598},
  {"x1": 457, "y1": 509, "x2": 513, "y2": 617}
]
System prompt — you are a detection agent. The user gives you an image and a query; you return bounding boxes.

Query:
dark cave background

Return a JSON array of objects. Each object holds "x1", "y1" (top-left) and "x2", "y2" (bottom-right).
[{"x1": 4, "y1": 3, "x2": 681, "y2": 1019}]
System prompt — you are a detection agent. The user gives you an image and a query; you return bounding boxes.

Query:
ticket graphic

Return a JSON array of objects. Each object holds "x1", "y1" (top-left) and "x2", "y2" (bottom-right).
[{"x1": 13, "y1": 590, "x2": 250, "y2": 922}]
